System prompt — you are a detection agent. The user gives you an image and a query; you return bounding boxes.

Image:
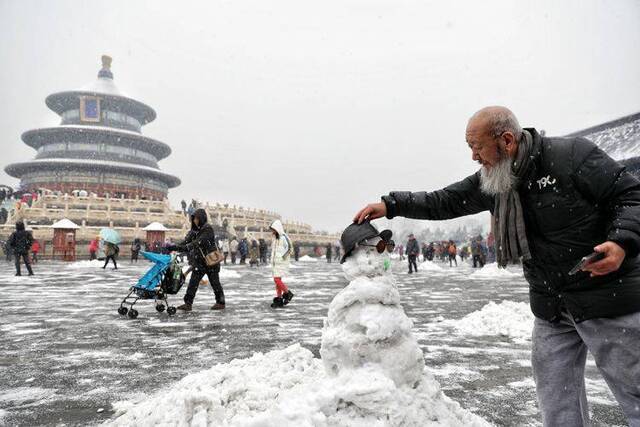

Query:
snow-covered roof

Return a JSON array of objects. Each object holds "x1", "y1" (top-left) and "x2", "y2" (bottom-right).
[
  {"x1": 80, "y1": 77, "x2": 125, "y2": 97},
  {"x1": 567, "y1": 112, "x2": 640, "y2": 162},
  {"x1": 45, "y1": 90, "x2": 156, "y2": 125},
  {"x1": 5, "y1": 158, "x2": 181, "y2": 188},
  {"x1": 143, "y1": 222, "x2": 168, "y2": 231},
  {"x1": 51, "y1": 218, "x2": 80, "y2": 229},
  {"x1": 21, "y1": 125, "x2": 172, "y2": 160}
]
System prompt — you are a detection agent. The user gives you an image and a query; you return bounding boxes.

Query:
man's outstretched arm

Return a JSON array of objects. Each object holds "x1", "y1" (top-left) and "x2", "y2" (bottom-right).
[{"x1": 354, "y1": 172, "x2": 493, "y2": 224}]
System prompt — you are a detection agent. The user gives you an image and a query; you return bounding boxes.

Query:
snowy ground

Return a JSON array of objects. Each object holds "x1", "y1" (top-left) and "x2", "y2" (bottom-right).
[{"x1": 0, "y1": 257, "x2": 625, "y2": 426}]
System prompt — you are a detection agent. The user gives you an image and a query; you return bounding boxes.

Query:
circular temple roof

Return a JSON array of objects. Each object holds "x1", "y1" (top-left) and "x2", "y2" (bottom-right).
[
  {"x1": 46, "y1": 89, "x2": 157, "y2": 125},
  {"x1": 5, "y1": 158, "x2": 181, "y2": 188},
  {"x1": 22, "y1": 125, "x2": 172, "y2": 160},
  {"x1": 45, "y1": 56, "x2": 156, "y2": 125}
]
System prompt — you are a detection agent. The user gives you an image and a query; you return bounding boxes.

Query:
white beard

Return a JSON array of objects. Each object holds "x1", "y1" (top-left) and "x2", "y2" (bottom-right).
[{"x1": 480, "y1": 155, "x2": 516, "y2": 195}]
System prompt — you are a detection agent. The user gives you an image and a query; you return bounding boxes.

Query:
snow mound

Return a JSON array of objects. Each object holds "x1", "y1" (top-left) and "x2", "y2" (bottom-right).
[
  {"x1": 108, "y1": 344, "x2": 488, "y2": 427},
  {"x1": 298, "y1": 255, "x2": 318, "y2": 263},
  {"x1": 469, "y1": 263, "x2": 522, "y2": 280},
  {"x1": 67, "y1": 259, "x2": 104, "y2": 269},
  {"x1": 420, "y1": 260, "x2": 444, "y2": 271},
  {"x1": 218, "y1": 269, "x2": 241, "y2": 279},
  {"x1": 450, "y1": 300, "x2": 533, "y2": 342}
]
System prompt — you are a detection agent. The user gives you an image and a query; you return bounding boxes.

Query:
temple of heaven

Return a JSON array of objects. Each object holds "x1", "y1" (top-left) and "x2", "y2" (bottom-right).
[{"x1": 4, "y1": 55, "x2": 180, "y2": 200}]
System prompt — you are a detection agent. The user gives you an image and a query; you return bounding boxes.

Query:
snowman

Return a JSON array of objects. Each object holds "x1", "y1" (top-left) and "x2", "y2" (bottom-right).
[{"x1": 320, "y1": 221, "x2": 425, "y2": 388}]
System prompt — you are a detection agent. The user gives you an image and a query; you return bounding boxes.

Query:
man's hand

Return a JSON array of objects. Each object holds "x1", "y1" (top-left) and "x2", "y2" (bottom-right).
[
  {"x1": 353, "y1": 202, "x2": 387, "y2": 224},
  {"x1": 582, "y1": 241, "x2": 626, "y2": 277}
]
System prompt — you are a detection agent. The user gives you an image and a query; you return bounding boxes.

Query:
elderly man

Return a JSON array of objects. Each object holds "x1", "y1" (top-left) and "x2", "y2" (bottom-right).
[{"x1": 355, "y1": 106, "x2": 640, "y2": 426}]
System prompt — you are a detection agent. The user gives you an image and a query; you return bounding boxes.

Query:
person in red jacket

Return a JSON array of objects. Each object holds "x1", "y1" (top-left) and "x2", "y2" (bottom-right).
[
  {"x1": 88, "y1": 237, "x2": 99, "y2": 260},
  {"x1": 31, "y1": 239, "x2": 40, "y2": 263}
]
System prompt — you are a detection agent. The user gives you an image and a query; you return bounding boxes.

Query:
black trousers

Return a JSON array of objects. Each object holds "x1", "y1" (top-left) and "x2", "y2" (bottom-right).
[
  {"x1": 103, "y1": 255, "x2": 118, "y2": 269},
  {"x1": 15, "y1": 253, "x2": 33, "y2": 275},
  {"x1": 184, "y1": 266, "x2": 225, "y2": 305},
  {"x1": 473, "y1": 255, "x2": 485, "y2": 268},
  {"x1": 408, "y1": 254, "x2": 418, "y2": 272},
  {"x1": 449, "y1": 254, "x2": 457, "y2": 266}
]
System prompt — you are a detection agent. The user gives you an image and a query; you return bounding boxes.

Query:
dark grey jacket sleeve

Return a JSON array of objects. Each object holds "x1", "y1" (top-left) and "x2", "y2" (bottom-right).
[
  {"x1": 382, "y1": 172, "x2": 494, "y2": 220},
  {"x1": 570, "y1": 138, "x2": 640, "y2": 258}
]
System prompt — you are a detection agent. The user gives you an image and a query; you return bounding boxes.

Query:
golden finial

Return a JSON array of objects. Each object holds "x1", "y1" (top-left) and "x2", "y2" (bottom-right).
[{"x1": 101, "y1": 55, "x2": 112, "y2": 70}]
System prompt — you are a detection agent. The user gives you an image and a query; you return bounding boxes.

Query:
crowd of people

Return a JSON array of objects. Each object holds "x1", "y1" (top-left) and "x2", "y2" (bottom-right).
[{"x1": 392, "y1": 233, "x2": 495, "y2": 273}]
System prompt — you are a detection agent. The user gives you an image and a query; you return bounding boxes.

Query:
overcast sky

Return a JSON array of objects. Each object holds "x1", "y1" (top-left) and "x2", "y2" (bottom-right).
[{"x1": 1, "y1": 0, "x2": 639, "y2": 232}]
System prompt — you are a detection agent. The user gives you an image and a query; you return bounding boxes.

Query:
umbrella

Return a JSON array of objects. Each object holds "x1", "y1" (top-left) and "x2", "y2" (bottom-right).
[{"x1": 100, "y1": 228, "x2": 121, "y2": 245}]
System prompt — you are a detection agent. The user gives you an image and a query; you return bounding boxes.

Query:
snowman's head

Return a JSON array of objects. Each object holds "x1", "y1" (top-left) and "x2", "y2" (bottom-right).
[{"x1": 342, "y1": 236, "x2": 392, "y2": 280}]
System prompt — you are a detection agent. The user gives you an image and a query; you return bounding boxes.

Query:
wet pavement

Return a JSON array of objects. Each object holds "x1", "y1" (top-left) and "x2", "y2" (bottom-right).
[{"x1": 0, "y1": 257, "x2": 625, "y2": 426}]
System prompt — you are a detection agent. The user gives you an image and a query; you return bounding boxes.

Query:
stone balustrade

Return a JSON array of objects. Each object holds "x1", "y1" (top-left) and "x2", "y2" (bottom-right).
[{"x1": 1, "y1": 193, "x2": 339, "y2": 259}]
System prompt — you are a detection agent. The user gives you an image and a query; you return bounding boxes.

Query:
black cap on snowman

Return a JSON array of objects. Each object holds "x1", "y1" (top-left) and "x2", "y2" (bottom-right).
[{"x1": 340, "y1": 221, "x2": 394, "y2": 263}]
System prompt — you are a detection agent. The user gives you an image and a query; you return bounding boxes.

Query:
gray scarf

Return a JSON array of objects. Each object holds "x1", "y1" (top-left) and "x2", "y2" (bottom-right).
[{"x1": 494, "y1": 130, "x2": 534, "y2": 267}]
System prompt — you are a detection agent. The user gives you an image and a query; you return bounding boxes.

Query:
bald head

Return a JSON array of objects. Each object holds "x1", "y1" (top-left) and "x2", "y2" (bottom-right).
[
  {"x1": 465, "y1": 106, "x2": 522, "y2": 168},
  {"x1": 467, "y1": 106, "x2": 522, "y2": 140}
]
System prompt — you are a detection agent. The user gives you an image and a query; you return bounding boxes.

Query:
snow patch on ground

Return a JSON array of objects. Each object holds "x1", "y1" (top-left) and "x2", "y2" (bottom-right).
[
  {"x1": 449, "y1": 300, "x2": 533, "y2": 343},
  {"x1": 108, "y1": 344, "x2": 488, "y2": 427},
  {"x1": 298, "y1": 255, "x2": 319, "y2": 262},
  {"x1": 420, "y1": 260, "x2": 444, "y2": 271},
  {"x1": 67, "y1": 259, "x2": 105, "y2": 269},
  {"x1": 0, "y1": 387, "x2": 57, "y2": 406},
  {"x1": 469, "y1": 263, "x2": 522, "y2": 280},
  {"x1": 218, "y1": 269, "x2": 242, "y2": 279}
]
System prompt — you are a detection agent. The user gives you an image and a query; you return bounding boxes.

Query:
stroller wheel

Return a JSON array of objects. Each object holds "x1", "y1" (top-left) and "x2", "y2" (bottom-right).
[
  {"x1": 118, "y1": 306, "x2": 128, "y2": 316},
  {"x1": 155, "y1": 304, "x2": 165, "y2": 313},
  {"x1": 167, "y1": 306, "x2": 177, "y2": 316},
  {"x1": 128, "y1": 309, "x2": 139, "y2": 319}
]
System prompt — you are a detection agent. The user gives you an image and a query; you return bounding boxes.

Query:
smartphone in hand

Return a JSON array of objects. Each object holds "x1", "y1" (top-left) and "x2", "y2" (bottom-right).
[{"x1": 568, "y1": 252, "x2": 606, "y2": 276}]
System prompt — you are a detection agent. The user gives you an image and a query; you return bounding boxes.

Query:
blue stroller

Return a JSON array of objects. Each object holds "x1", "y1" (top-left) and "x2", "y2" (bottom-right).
[{"x1": 118, "y1": 251, "x2": 188, "y2": 319}]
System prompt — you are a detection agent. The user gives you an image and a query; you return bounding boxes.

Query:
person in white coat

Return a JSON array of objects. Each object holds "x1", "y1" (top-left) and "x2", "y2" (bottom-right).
[
  {"x1": 269, "y1": 219, "x2": 294, "y2": 308},
  {"x1": 229, "y1": 237, "x2": 239, "y2": 264},
  {"x1": 220, "y1": 238, "x2": 230, "y2": 264}
]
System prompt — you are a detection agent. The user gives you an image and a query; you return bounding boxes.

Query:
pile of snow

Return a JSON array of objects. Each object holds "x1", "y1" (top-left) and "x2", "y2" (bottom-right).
[
  {"x1": 298, "y1": 255, "x2": 319, "y2": 263},
  {"x1": 469, "y1": 263, "x2": 522, "y2": 280},
  {"x1": 67, "y1": 259, "x2": 104, "y2": 269},
  {"x1": 449, "y1": 300, "x2": 533, "y2": 342},
  {"x1": 109, "y1": 344, "x2": 487, "y2": 427},
  {"x1": 420, "y1": 260, "x2": 444, "y2": 271}
]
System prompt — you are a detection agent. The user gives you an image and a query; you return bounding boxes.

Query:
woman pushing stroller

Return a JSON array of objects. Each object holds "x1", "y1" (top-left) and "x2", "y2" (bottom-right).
[{"x1": 166, "y1": 209, "x2": 225, "y2": 311}]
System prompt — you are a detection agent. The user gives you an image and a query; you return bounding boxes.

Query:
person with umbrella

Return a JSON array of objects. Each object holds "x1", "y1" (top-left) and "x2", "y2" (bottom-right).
[{"x1": 100, "y1": 228, "x2": 121, "y2": 270}]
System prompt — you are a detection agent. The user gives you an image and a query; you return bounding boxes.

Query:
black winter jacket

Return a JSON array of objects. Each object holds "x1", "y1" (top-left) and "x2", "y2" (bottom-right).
[
  {"x1": 8, "y1": 223, "x2": 33, "y2": 255},
  {"x1": 406, "y1": 238, "x2": 420, "y2": 256},
  {"x1": 382, "y1": 128, "x2": 640, "y2": 322},
  {"x1": 175, "y1": 209, "x2": 219, "y2": 271}
]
